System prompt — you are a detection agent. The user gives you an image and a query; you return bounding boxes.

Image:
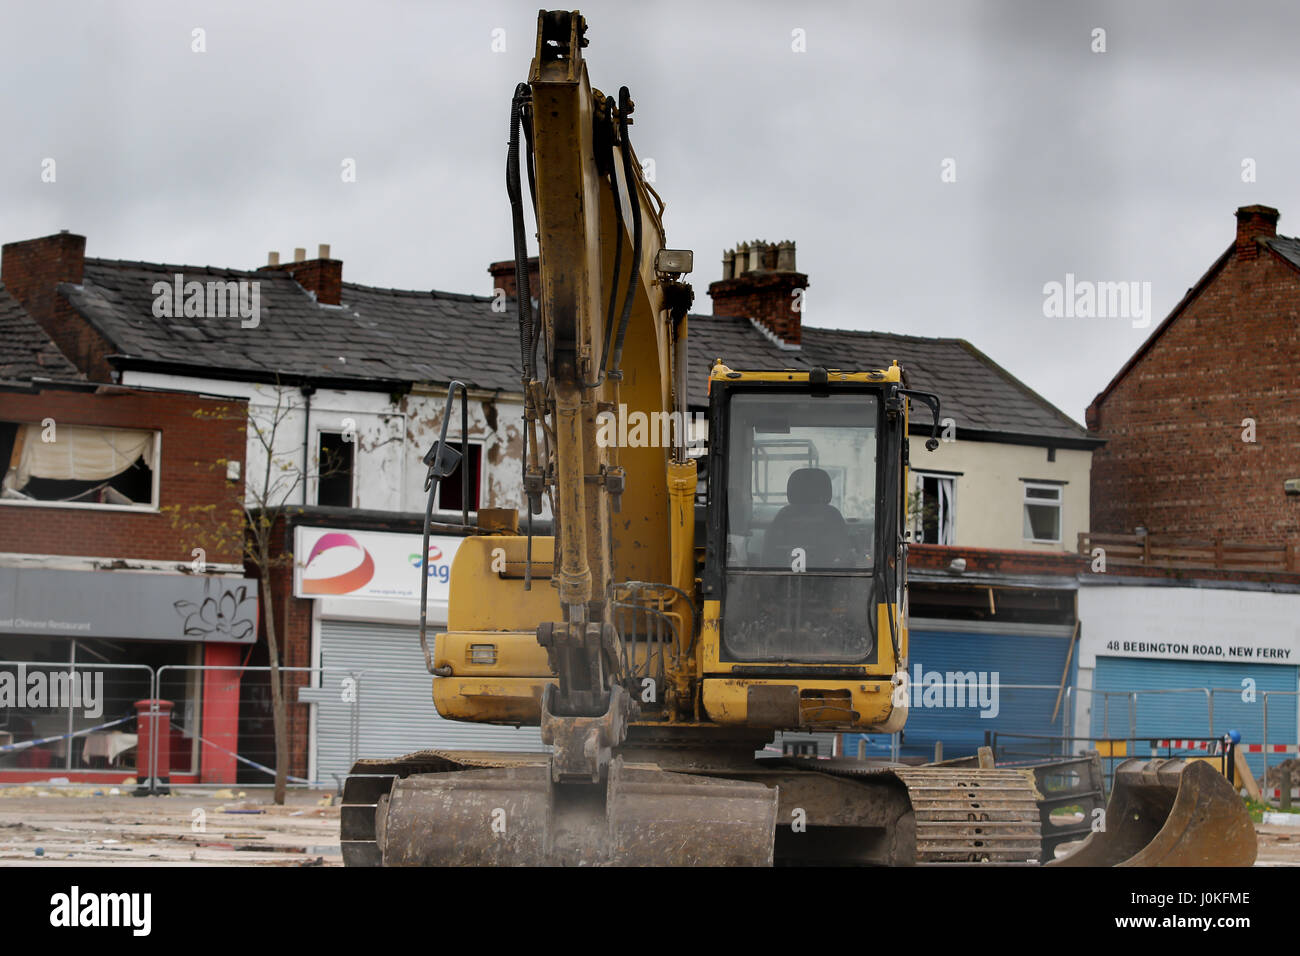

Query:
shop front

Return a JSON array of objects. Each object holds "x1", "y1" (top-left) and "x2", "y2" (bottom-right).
[
  {"x1": 294, "y1": 526, "x2": 544, "y2": 785},
  {"x1": 0, "y1": 567, "x2": 258, "y2": 784},
  {"x1": 1077, "y1": 580, "x2": 1300, "y2": 779}
]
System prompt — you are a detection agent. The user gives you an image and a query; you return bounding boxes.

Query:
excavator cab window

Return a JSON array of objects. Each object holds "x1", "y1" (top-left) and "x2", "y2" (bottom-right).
[{"x1": 716, "y1": 391, "x2": 879, "y2": 663}]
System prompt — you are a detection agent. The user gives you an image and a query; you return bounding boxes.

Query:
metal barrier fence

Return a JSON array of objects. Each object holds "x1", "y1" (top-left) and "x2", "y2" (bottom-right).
[
  {"x1": 152, "y1": 665, "x2": 342, "y2": 792},
  {"x1": 845, "y1": 682, "x2": 1070, "y2": 763},
  {"x1": 150, "y1": 664, "x2": 548, "y2": 792},
  {"x1": 0, "y1": 660, "x2": 154, "y2": 776},
  {"x1": 2, "y1": 660, "x2": 1296, "y2": 798},
  {"x1": 988, "y1": 731, "x2": 1236, "y2": 795},
  {"x1": 1067, "y1": 685, "x2": 1299, "y2": 788}
]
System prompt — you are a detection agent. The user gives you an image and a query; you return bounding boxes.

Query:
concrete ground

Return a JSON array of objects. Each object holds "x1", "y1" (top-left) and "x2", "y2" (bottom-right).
[
  {"x1": 0, "y1": 784, "x2": 1296, "y2": 866},
  {"x1": 0, "y1": 786, "x2": 341, "y2": 866},
  {"x1": 1253, "y1": 821, "x2": 1300, "y2": 866}
]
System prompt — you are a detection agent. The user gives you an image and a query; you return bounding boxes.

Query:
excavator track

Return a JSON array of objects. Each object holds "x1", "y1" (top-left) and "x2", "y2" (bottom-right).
[
  {"x1": 345, "y1": 751, "x2": 1045, "y2": 866},
  {"x1": 894, "y1": 767, "x2": 1044, "y2": 864},
  {"x1": 779, "y1": 759, "x2": 1044, "y2": 864}
]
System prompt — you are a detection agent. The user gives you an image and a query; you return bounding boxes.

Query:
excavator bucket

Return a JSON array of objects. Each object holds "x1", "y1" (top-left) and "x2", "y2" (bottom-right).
[
  {"x1": 1049, "y1": 757, "x2": 1256, "y2": 867},
  {"x1": 371, "y1": 755, "x2": 779, "y2": 866}
]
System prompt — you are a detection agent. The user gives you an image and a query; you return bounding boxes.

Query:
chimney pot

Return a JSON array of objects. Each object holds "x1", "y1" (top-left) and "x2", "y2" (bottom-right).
[
  {"x1": 318, "y1": 243, "x2": 331, "y2": 260},
  {"x1": 777, "y1": 240, "x2": 796, "y2": 272},
  {"x1": 1235, "y1": 204, "x2": 1280, "y2": 260},
  {"x1": 293, "y1": 247, "x2": 306, "y2": 263},
  {"x1": 707, "y1": 237, "x2": 807, "y2": 349},
  {"x1": 488, "y1": 256, "x2": 540, "y2": 299},
  {"x1": 268, "y1": 251, "x2": 280, "y2": 266}
]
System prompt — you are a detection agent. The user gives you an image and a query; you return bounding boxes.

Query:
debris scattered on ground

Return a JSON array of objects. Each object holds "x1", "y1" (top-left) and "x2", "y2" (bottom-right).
[
  {"x1": 0, "y1": 784, "x2": 132, "y2": 799},
  {"x1": 0, "y1": 790, "x2": 343, "y2": 867}
]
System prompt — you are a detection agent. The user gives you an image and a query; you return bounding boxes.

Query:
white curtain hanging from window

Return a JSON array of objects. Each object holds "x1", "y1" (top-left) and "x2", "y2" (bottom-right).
[
  {"x1": 2, "y1": 424, "x2": 155, "y2": 493},
  {"x1": 936, "y1": 477, "x2": 954, "y2": 545}
]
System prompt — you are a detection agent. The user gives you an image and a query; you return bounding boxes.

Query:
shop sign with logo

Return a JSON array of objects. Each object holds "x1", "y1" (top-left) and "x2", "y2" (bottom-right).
[{"x1": 293, "y1": 527, "x2": 463, "y2": 602}]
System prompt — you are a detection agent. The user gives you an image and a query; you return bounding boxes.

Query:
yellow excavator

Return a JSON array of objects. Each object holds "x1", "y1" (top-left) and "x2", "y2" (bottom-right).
[{"x1": 341, "y1": 10, "x2": 1256, "y2": 866}]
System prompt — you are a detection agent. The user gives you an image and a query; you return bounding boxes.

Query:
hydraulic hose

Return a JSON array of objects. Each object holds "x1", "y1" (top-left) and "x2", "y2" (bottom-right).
[
  {"x1": 507, "y1": 83, "x2": 536, "y2": 382},
  {"x1": 610, "y1": 86, "x2": 642, "y2": 374}
]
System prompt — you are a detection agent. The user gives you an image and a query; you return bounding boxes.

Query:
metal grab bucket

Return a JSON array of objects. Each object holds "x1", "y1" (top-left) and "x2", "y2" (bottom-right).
[
  {"x1": 1049, "y1": 758, "x2": 1256, "y2": 867},
  {"x1": 377, "y1": 757, "x2": 779, "y2": 866}
]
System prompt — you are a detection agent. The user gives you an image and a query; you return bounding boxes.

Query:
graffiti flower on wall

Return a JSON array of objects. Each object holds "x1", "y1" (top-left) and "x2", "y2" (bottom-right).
[{"x1": 174, "y1": 586, "x2": 257, "y2": 641}]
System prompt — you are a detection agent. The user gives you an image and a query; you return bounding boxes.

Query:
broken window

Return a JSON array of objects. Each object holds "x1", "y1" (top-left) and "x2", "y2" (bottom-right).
[
  {"x1": 316, "y1": 431, "x2": 355, "y2": 508},
  {"x1": 0, "y1": 421, "x2": 157, "y2": 507},
  {"x1": 435, "y1": 442, "x2": 482, "y2": 513},
  {"x1": 912, "y1": 473, "x2": 955, "y2": 545}
]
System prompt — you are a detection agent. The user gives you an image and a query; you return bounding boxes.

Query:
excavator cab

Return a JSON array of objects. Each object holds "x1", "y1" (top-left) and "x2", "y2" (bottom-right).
[
  {"x1": 711, "y1": 388, "x2": 881, "y2": 664},
  {"x1": 696, "y1": 362, "x2": 938, "y2": 735}
]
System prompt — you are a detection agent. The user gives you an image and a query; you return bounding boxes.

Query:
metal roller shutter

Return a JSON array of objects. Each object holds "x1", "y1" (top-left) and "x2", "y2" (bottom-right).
[
  {"x1": 314, "y1": 619, "x2": 545, "y2": 785},
  {"x1": 1090, "y1": 656, "x2": 1299, "y2": 781},
  {"x1": 846, "y1": 625, "x2": 1073, "y2": 761},
  {"x1": 901, "y1": 628, "x2": 1072, "y2": 760}
]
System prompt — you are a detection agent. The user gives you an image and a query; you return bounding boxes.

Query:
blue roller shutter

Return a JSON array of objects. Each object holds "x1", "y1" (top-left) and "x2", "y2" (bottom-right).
[
  {"x1": 846, "y1": 626, "x2": 1074, "y2": 762},
  {"x1": 1090, "y1": 656, "x2": 1298, "y2": 781}
]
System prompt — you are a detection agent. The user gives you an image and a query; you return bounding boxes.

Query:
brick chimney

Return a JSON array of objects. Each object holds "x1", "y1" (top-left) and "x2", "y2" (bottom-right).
[
  {"x1": 488, "y1": 257, "x2": 540, "y2": 299},
  {"x1": 707, "y1": 240, "x2": 807, "y2": 347},
  {"x1": 1235, "y1": 204, "x2": 1279, "y2": 261},
  {"x1": 262, "y1": 243, "x2": 342, "y2": 305},
  {"x1": 1, "y1": 230, "x2": 118, "y2": 382}
]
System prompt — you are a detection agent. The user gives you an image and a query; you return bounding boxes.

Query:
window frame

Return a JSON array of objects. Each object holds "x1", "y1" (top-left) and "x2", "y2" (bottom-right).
[
  {"x1": 0, "y1": 424, "x2": 162, "y2": 514},
  {"x1": 911, "y1": 470, "x2": 956, "y2": 546},
  {"x1": 723, "y1": 391, "x2": 880, "y2": 573},
  {"x1": 1022, "y1": 480, "x2": 1064, "y2": 544},
  {"x1": 314, "y1": 429, "x2": 356, "y2": 509},
  {"x1": 707, "y1": 385, "x2": 886, "y2": 665},
  {"x1": 432, "y1": 439, "x2": 485, "y2": 516}
]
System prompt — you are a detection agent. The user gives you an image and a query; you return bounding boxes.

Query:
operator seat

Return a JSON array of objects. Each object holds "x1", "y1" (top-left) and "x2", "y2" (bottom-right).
[{"x1": 760, "y1": 467, "x2": 852, "y2": 568}]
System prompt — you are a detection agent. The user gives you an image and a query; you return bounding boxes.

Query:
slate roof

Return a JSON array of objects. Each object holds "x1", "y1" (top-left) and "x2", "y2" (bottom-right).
[
  {"x1": 1266, "y1": 235, "x2": 1300, "y2": 271},
  {"x1": 60, "y1": 259, "x2": 521, "y2": 392},
  {"x1": 688, "y1": 314, "x2": 1093, "y2": 444},
  {"x1": 58, "y1": 257, "x2": 1089, "y2": 443},
  {"x1": 0, "y1": 283, "x2": 82, "y2": 382}
]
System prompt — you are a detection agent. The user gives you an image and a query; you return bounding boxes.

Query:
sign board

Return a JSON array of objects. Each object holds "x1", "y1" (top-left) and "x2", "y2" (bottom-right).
[
  {"x1": 0, "y1": 567, "x2": 259, "y2": 643},
  {"x1": 293, "y1": 527, "x2": 463, "y2": 603},
  {"x1": 1078, "y1": 583, "x2": 1300, "y2": 667}
]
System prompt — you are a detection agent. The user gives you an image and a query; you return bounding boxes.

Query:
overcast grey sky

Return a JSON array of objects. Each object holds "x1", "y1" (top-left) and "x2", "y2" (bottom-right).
[{"x1": 4, "y1": 0, "x2": 1298, "y2": 424}]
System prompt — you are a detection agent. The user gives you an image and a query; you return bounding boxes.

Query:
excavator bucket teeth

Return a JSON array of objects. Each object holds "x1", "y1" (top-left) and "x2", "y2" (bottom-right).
[
  {"x1": 1049, "y1": 758, "x2": 1256, "y2": 867},
  {"x1": 379, "y1": 760, "x2": 778, "y2": 866}
]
